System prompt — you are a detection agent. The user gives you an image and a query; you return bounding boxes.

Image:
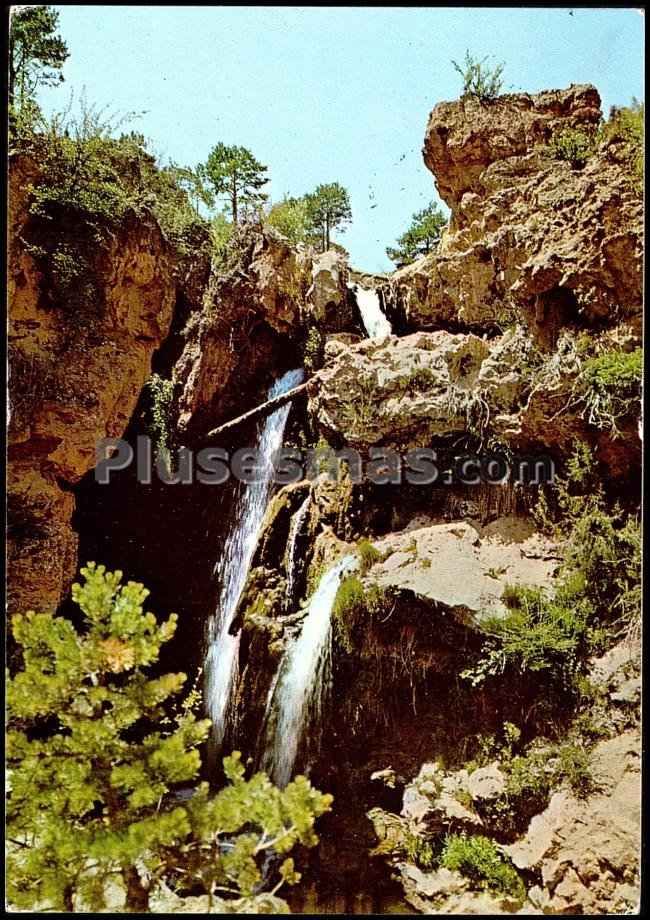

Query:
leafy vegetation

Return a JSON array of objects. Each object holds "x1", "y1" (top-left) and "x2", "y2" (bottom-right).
[
  {"x1": 9, "y1": 5, "x2": 68, "y2": 115},
  {"x1": 146, "y1": 373, "x2": 175, "y2": 462},
  {"x1": 14, "y1": 98, "x2": 212, "y2": 315},
  {"x1": 451, "y1": 51, "x2": 505, "y2": 102},
  {"x1": 440, "y1": 834, "x2": 524, "y2": 900},
  {"x1": 578, "y1": 347, "x2": 642, "y2": 434},
  {"x1": 332, "y1": 575, "x2": 390, "y2": 654},
  {"x1": 549, "y1": 127, "x2": 597, "y2": 168},
  {"x1": 601, "y1": 99, "x2": 644, "y2": 193},
  {"x1": 386, "y1": 201, "x2": 447, "y2": 266},
  {"x1": 203, "y1": 143, "x2": 269, "y2": 225},
  {"x1": 464, "y1": 444, "x2": 641, "y2": 687},
  {"x1": 304, "y1": 182, "x2": 353, "y2": 251},
  {"x1": 267, "y1": 196, "x2": 319, "y2": 247},
  {"x1": 356, "y1": 538, "x2": 383, "y2": 574},
  {"x1": 6, "y1": 564, "x2": 331, "y2": 912}
]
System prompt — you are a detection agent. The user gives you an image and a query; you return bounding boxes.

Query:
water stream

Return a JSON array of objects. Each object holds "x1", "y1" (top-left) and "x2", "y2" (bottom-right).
[
  {"x1": 348, "y1": 282, "x2": 392, "y2": 338},
  {"x1": 263, "y1": 554, "x2": 359, "y2": 787},
  {"x1": 204, "y1": 367, "x2": 304, "y2": 751}
]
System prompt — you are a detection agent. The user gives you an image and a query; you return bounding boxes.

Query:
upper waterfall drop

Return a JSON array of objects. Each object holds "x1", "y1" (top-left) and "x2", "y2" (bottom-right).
[
  {"x1": 204, "y1": 367, "x2": 305, "y2": 753},
  {"x1": 348, "y1": 282, "x2": 392, "y2": 339},
  {"x1": 263, "y1": 553, "x2": 359, "y2": 788}
]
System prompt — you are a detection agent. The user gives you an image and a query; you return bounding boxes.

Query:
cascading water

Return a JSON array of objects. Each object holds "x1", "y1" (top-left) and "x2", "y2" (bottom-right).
[
  {"x1": 348, "y1": 282, "x2": 392, "y2": 338},
  {"x1": 263, "y1": 554, "x2": 359, "y2": 787},
  {"x1": 284, "y1": 494, "x2": 311, "y2": 609},
  {"x1": 204, "y1": 367, "x2": 304, "y2": 752}
]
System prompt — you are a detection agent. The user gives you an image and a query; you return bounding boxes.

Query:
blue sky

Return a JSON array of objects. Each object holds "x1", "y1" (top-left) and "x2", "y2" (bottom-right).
[{"x1": 39, "y1": 6, "x2": 644, "y2": 272}]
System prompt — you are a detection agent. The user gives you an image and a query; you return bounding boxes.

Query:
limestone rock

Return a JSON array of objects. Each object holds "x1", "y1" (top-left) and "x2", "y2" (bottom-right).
[
  {"x1": 505, "y1": 730, "x2": 641, "y2": 914},
  {"x1": 8, "y1": 154, "x2": 176, "y2": 614},
  {"x1": 310, "y1": 330, "x2": 493, "y2": 449},
  {"x1": 367, "y1": 517, "x2": 557, "y2": 621},
  {"x1": 467, "y1": 762, "x2": 507, "y2": 803},
  {"x1": 385, "y1": 85, "x2": 642, "y2": 337}
]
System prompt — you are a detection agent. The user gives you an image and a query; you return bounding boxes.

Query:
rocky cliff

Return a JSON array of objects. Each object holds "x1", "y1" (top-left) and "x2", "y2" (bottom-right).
[
  {"x1": 386, "y1": 84, "x2": 642, "y2": 335},
  {"x1": 7, "y1": 80, "x2": 642, "y2": 916},
  {"x1": 228, "y1": 84, "x2": 641, "y2": 913},
  {"x1": 7, "y1": 154, "x2": 177, "y2": 614}
]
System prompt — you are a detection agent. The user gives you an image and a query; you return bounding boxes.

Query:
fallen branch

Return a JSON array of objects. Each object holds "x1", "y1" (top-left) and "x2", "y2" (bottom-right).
[{"x1": 206, "y1": 380, "x2": 312, "y2": 439}]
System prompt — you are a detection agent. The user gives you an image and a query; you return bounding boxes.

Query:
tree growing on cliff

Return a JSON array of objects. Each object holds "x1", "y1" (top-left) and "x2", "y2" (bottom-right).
[
  {"x1": 6, "y1": 563, "x2": 332, "y2": 912},
  {"x1": 267, "y1": 195, "x2": 318, "y2": 246},
  {"x1": 204, "y1": 143, "x2": 269, "y2": 224},
  {"x1": 386, "y1": 201, "x2": 447, "y2": 266},
  {"x1": 305, "y1": 182, "x2": 352, "y2": 251},
  {"x1": 9, "y1": 5, "x2": 69, "y2": 111}
]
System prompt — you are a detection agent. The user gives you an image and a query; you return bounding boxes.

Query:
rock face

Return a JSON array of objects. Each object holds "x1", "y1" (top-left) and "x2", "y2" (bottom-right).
[
  {"x1": 366, "y1": 518, "x2": 558, "y2": 621},
  {"x1": 505, "y1": 730, "x2": 641, "y2": 914},
  {"x1": 7, "y1": 154, "x2": 176, "y2": 614},
  {"x1": 175, "y1": 232, "x2": 349, "y2": 440},
  {"x1": 387, "y1": 85, "x2": 642, "y2": 335}
]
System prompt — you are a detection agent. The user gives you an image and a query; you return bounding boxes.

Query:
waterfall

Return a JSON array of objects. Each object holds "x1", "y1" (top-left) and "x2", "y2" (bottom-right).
[
  {"x1": 204, "y1": 367, "x2": 305, "y2": 752},
  {"x1": 263, "y1": 554, "x2": 358, "y2": 787},
  {"x1": 284, "y1": 494, "x2": 311, "y2": 609},
  {"x1": 349, "y1": 282, "x2": 392, "y2": 338}
]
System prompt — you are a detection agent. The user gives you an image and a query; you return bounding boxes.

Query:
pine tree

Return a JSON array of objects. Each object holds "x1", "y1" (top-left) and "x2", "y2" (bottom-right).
[
  {"x1": 204, "y1": 143, "x2": 269, "y2": 224},
  {"x1": 305, "y1": 183, "x2": 352, "y2": 251},
  {"x1": 386, "y1": 201, "x2": 447, "y2": 267},
  {"x1": 6, "y1": 563, "x2": 332, "y2": 912},
  {"x1": 9, "y1": 6, "x2": 69, "y2": 110}
]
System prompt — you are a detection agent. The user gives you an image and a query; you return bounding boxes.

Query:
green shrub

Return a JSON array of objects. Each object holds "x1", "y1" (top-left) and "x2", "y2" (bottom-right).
[
  {"x1": 357, "y1": 538, "x2": 382, "y2": 574},
  {"x1": 18, "y1": 99, "x2": 209, "y2": 313},
  {"x1": 451, "y1": 51, "x2": 505, "y2": 102},
  {"x1": 600, "y1": 99, "x2": 644, "y2": 194},
  {"x1": 554, "y1": 743, "x2": 595, "y2": 798},
  {"x1": 332, "y1": 575, "x2": 389, "y2": 653},
  {"x1": 462, "y1": 582, "x2": 590, "y2": 685},
  {"x1": 549, "y1": 128, "x2": 596, "y2": 168},
  {"x1": 440, "y1": 834, "x2": 525, "y2": 901},
  {"x1": 403, "y1": 831, "x2": 438, "y2": 869},
  {"x1": 146, "y1": 373, "x2": 175, "y2": 462},
  {"x1": 579, "y1": 348, "x2": 642, "y2": 434},
  {"x1": 6, "y1": 563, "x2": 332, "y2": 912}
]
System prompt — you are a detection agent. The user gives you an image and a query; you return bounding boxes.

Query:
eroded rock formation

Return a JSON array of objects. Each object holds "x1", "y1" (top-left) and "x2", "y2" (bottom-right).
[
  {"x1": 385, "y1": 85, "x2": 642, "y2": 336},
  {"x1": 7, "y1": 154, "x2": 176, "y2": 614}
]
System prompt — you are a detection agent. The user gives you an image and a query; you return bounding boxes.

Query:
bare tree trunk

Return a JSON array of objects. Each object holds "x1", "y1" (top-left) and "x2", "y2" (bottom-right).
[
  {"x1": 232, "y1": 175, "x2": 238, "y2": 225},
  {"x1": 124, "y1": 866, "x2": 149, "y2": 912}
]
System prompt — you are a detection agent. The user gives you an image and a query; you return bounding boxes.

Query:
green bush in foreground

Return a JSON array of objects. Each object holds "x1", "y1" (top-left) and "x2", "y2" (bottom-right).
[
  {"x1": 441, "y1": 834, "x2": 525, "y2": 901},
  {"x1": 6, "y1": 563, "x2": 331, "y2": 912}
]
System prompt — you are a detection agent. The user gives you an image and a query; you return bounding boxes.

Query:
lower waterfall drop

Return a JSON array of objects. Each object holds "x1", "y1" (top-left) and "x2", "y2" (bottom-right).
[
  {"x1": 263, "y1": 554, "x2": 359, "y2": 787},
  {"x1": 348, "y1": 282, "x2": 392, "y2": 338},
  {"x1": 204, "y1": 367, "x2": 304, "y2": 753}
]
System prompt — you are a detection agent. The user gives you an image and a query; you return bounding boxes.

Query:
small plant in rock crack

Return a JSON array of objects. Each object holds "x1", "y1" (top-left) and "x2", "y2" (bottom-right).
[{"x1": 356, "y1": 537, "x2": 384, "y2": 574}]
